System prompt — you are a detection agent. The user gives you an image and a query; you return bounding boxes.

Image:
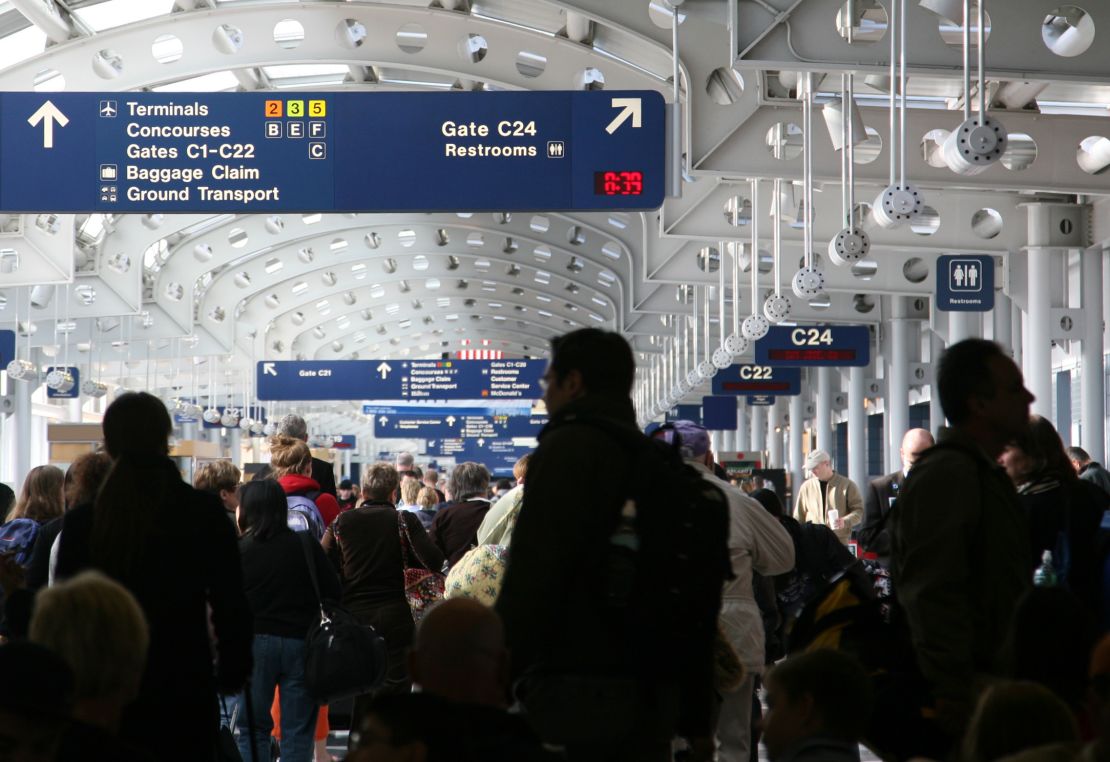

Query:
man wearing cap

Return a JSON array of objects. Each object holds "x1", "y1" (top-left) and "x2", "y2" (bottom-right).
[
  {"x1": 655, "y1": 420, "x2": 795, "y2": 762},
  {"x1": 793, "y1": 450, "x2": 863, "y2": 545}
]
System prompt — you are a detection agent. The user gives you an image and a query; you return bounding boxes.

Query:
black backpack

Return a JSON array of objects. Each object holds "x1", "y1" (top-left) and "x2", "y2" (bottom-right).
[{"x1": 569, "y1": 416, "x2": 733, "y2": 682}]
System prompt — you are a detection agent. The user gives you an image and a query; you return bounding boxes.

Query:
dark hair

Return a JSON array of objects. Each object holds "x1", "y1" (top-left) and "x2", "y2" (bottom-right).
[
  {"x1": 750, "y1": 487, "x2": 784, "y2": 519},
  {"x1": 495, "y1": 479, "x2": 513, "y2": 492},
  {"x1": 548, "y1": 328, "x2": 635, "y2": 397},
  {"x1": 92, "y1": 392, "x2": 174, "y2": 579},
  {"x1": 1010, "y1": 415, "x2": 1077, "y2": 484},
  {"x1": 65, "y1": 451, "x2": 113, "y2": 508},
  {"x1": 962, "y1": 681, "x2": 1078, "y2": 762},
  {"x1": 937, "y1": 339, "x2": 1008, "y2": 425},
  {"x1": 767, "y1": 649, "x2": 874, "y2": 742},
  {"x1": 237, "y1": 479, "x2": 290, "y2": 541},
  {"x1": 1066, "y1": 446, "x2": 1091, "y2": 464}
]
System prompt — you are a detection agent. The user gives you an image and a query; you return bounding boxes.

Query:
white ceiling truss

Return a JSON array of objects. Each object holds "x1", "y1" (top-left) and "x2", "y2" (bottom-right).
[{"x1": 0, "y1": 0, "x2": 1105, "y2": 422}]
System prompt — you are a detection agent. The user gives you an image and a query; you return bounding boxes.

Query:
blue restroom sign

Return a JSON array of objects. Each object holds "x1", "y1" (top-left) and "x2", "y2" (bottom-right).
[{"x1": 936, "y1": 254, "x2": 994, "y2": 311}]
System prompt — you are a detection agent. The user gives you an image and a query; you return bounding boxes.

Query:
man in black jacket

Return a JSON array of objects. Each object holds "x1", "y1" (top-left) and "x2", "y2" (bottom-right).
[
  {"x1": 497, "y1": 329, "x2": 715, "y2": 762},
  {"x1": 254, "y1": 414, "x2": 337, "y2": 498},
  {"x1": 859, "y1": 428, "x2": 934, "y2": 563}
]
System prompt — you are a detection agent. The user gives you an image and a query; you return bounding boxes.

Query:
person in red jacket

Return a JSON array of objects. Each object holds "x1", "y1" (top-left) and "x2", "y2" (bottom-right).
[{"x1": 269, "y1": 435, "x2": 341, "y2": 530}]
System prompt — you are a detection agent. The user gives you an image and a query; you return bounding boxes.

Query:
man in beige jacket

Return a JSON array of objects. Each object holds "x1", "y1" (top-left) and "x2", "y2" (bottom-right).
[{"x1": 793, "y1": 449, "x2": 863, "y2": 544}]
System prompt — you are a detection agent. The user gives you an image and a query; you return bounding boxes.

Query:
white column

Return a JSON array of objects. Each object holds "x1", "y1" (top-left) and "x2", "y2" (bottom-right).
[
  {"x1": 848, "y1": 366, "x2": 866, "y2": 487},
  {"x1": 66, "y1": 397, "x2": 83, "y2": 423},
  {"x1": 948, "y1": 311, "x2": 979, "y2": 345},
  {"x1": 251, "y1": 436, "x2": 262, "y2": 464},
  {"x1": 993, "y1": 292, "x2": 1013, "y2": 354},
  {"x1": 13, "y1": 379, "x2": 33, "y2": 492},
  {"x1": 929, "y1": 331, "x2": 946, "y2": 434},
  {"x1": 1027, "y1": 246, "x2": 1055, "y2": 420},
  {"x1": 816, "y1": 367, "x2": 833, "y2": 454},
  {"x1": 768, "y1": 400, "x2": 784, "y2": 467},
  {"x1": 1011, "y1": 298, "x2": 1024, "y2": 370},
  {"x1": 1082, "y1": 245, "x2": 1106, "y2": 462},
  {"x1": 789, "y1": 394, "x2": 804, "y2": 495},
  {"x1": 710, "y1": 431, "x2": 724, "y2": 458},
  {"x1": 228, "y1": 428, "x2": 243, "y2": 468},
  {"x1": 736, "y1": 401, "x2": 749, "y2": 453},
  {"x1": 887, "y1": 298, "x2": 911, "y2": 473},
  {"x1": 750, "y1": 405, "x2": 766, "y2": 454}
]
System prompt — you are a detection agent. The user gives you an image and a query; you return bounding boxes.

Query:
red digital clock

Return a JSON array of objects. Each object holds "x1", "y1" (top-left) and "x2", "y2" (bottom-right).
[{"x1": 594, "y1": 171, "x2": 644, "y2": 196}]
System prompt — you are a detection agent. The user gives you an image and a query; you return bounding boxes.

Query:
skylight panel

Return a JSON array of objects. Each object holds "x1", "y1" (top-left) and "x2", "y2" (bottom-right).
[
  {"x1": 263, "y1": 64, "x2": 350, "y2": 80},
  {"x1": 74, "y1": 0, "x2": 170, "y2": 32},
  {"x1": 153, "y1": 71, "x2": 239, "y2": 92},
  {"x1": 0, "y1": 24, "x2": 46, "y2": 71}
]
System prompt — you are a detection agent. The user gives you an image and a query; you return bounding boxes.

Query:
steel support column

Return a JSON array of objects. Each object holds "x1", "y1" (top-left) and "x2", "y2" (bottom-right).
[
  {"x1": 710, "y1": 431, "x2": 724, "y2": 458},
  {"x1": 769, "y1": 400, "x2": 784, "y2": 468},
  {"x1": 1012, "y1": 300, "x2": 1024, "y2": 370},
  {"x1": 930, "y1": 331, "x2": 946, "y2": 434},
  {"x1": 789, "y1": 394, "x2": 804, "y2": 495},
  {"x1": 887, "y1": 298, "x2": 912, "y2": 473},
  {"x1": 228, "y1": 428, "x2": 243, "y2": 468},
  {"x1": 816, "y1": 367, "x2": 832, "y2": 455},
  {"x1": 948, "y1": 311, "x2": 979, "y2": 345},
  {"x1": 1026, "y1": 247, "x2": 1055, "y2": 421},
  {"x1": 13, "y1": 380, "x2": 33, "y2": 493},
  {"x1": 848, "y1": 366, "x2": 866, "y2": 488},
  {"x1": 736, "y1": 401, "x2": 749, "y2": 452},
  {"x1": 993, "y1": 292, "x2": 1014, "y2": 354},
  {"x1": 751, "y1": 405, "x2": 766, "y2": 454},
  {"x1": 1082, "y1": 245, "x2": 1105, "y2": 462}
]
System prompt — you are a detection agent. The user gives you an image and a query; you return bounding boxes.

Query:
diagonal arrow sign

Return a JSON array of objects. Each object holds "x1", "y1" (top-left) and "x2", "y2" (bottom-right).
[
  {"x1": 27, "y1": 100, "x2": 69, "y2": 149},
  {"x1": 605, "y1": 97, "x2": 642, "y2": 135},
  {"x1": 262, "y1": 362, "x2": 277, "y2": 376}
]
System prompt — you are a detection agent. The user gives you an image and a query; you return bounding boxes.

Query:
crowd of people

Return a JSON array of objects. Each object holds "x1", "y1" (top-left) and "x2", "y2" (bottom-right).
[{"x1": 2, "y1": 329, "x2": 1110, "y2": 762}]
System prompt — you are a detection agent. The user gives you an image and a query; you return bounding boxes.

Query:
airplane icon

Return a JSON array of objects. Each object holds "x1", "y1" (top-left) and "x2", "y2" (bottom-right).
[{"x1": 99, "y1": 100, "x2": 117, "y2": 118}]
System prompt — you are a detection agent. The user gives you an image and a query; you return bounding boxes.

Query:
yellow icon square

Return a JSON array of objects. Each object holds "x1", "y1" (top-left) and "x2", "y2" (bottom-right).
[
  {"x1": 309, "y1": 100, "x2": 327, "y2": 117},
  {"x1": 287, "y1": 100, "x2": 305, "y2": 118},
  {"x1": 265, "y1": 100, "x2": 282, "y2": 118}
]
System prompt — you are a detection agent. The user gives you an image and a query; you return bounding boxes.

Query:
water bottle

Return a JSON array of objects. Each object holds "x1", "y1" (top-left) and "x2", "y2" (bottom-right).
[{"x1": 1033, "y1": 550, "x2": 1058, "y2": 587}]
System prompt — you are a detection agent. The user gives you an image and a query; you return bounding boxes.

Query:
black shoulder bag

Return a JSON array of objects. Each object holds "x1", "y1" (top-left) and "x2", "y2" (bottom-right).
[{"x1": 297, "y1": 533, "x2": 388, "y2": 702}]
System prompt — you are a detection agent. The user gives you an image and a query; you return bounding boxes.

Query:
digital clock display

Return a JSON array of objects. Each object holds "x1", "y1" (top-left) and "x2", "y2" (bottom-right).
[
  {"x1": 594, "y1": 171, "x2": 644, "y2": 196},
  {"x1": 767, "y1": 349, "x2": 859, "y2": 363}
]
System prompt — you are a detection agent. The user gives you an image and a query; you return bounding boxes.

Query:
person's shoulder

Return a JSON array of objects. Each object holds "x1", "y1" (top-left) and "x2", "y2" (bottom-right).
[{"x1": 870, "y1": 471, "x2": 898, "y2": 489}]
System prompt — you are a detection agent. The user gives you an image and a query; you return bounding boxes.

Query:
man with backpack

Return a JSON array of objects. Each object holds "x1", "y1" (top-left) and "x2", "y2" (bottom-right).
[
  {"x1": 892, "y1": 339, "x2": 1034, "y2": 754},
  {"x1": 653, "y1": 421, "x2": 795, "y2": 762},
  {"x1": 497, "y1": 329, "x2": 732, "y2": 762}
]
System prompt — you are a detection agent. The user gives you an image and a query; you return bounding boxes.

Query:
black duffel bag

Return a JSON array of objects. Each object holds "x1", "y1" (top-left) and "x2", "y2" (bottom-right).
[{"x1": 298, "y1": 534, "x2": 388, "y2": 702}]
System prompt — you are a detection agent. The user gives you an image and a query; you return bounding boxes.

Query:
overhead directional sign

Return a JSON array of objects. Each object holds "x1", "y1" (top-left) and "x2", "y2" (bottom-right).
[
  {"x1": 747, "y1": 395, "x2": 776, "y2": 406},
  {"x1": 712, "y1": 364, "x2": 802, "y2": 396},
  {"x1": 0, "y1": 91, "x2": 665, "y2": 213},
  {"x1": 754, "y1": 326, "x2": 871, "y2": 367},
  {"x1": 701, "y1": 395, "x2": 737, "y2": 431},
  {"x1": 665, "y1": 404, "x2": 702, "y2": 424},
  {"x1": 374, "y1": 408, "x2": 547, "y2": 440},
  {"x1": 936, "y1": 254, "x2": 995, "y2": 311},
  {"x1": 45, "y1": 366, "x2": 79, "y2": 399},
  {"x1": 0, "y1": 329, "x2": 14, "y2": 368},
  {"x1": 257, "y1": 359, "x2": 545, "y2": 401}
]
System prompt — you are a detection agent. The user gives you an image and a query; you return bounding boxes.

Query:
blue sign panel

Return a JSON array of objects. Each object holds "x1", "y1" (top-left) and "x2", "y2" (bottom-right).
[
  {"x1": 45, "y1": 366, "x2": 79, "y2": 399},
  {"x1": 0, "y1": 329, "x2": 14, "y2": 368},
  {"x1": 0, "y1": 91, "x2": 665, "y2": 213},
  {"x1": 258, "y1": 359, "x2": 545, "y2": 401},
  {"x1": 373, "y1": 408, "x2": 546, "y2": 440},
  {"x1": 747, "y1": 395, "x2": 776, "y2": 406},
  {"x1": 701, "y1": 396, "x2": 737, "y2": 431},
  {"x1": 712, "y1": 364, "x2": 802, "y2": 396},
  {"x1": 666, "y1": 404, "x2": 702, "y2": 424},
  {"x1": 754, "y1": 326, "x2": 871, "y2": 367},
  {"x1": 936, "y1": 254, "x2": 995, "y2": 311}
]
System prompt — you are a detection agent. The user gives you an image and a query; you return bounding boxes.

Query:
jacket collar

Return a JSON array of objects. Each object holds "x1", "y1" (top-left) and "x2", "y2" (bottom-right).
[
  {"x1": 935, "y1": 426, "x2": 1001, "y2": 468},
  {"x1": 540, "y1": 392, "x2": 638, "y2": 438}
]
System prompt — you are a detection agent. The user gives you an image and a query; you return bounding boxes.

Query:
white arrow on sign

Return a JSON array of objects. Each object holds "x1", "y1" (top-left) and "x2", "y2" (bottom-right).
[
  {"x1": 445, "y1": 416, "x2": 457, "y2": 427},
  {"x1": 477, "y1": 437, "x2": 486, "y2": 447},
  {"x1": 378, "y1": 416, "x2": 388, "y2": 426},
  {"x1": 27, "y1": 101, "x2": 69, "y2": 149},
  {"x1": 376, "y1": 362, "x2": 391, "y2": 379},
  {"x1": 605, "y1": 97, "x2": 642, "y2": 135},
  {"x1": 429, "y1": 440, "x2": 437, "y2": 448},
  {"x1": 262, "y1": 362, "x2": 278, "y2": 376}
]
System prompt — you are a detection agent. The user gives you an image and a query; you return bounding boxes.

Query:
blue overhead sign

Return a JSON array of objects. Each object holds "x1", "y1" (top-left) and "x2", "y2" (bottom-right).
[
  {"x1": 712, "y1": 364, "x2": 802, "y2": 396},
  {"x1": 701, "y1": 396, "x2": 737, "y2": 431},
  {"x1": 257, "y1": 359, "x2": 545, "y2": 401},
  {"x1": 754, "y1": 326, "x2": 871, "y2": 367},
  {"x1": 936, "y1": 254, "x2": 995, "y2": 311},
  {"x1": 373, "y1": 409, "x2": 547, "y2": 440},
  {"x1": 747, "y1": 395, "x2": 776, "y2": 406},
  {"x1": 666, "y1": 404, "x2": 702, "y2": 424},
  {"x1": 45, "y1": 366, "x2": 79, "y2": 399},
  {"x1": 0, "y1": 330, "x2": 14, "y2": 368},
  {"x1": 0, "y1": 91, "x2": 665, "y2": 213}
]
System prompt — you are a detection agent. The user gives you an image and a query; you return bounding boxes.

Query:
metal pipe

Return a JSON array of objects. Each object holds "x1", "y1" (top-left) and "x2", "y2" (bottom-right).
[
  {"x1": 751, "y1": 178, "x2": 760, "y2": 311},
  {"x1": 804, "y1": 73, "x2": 814, "y2": 267},
  {"x1": 963, "y1": 0, "x2": 971, "y2": 121},
  {"x1": 889, "y1": 0, "x2": 898, "y2": 186},
  {"x1": 899, "y1": 0, "x2": 907, "y2": 186},
  {"x1": 888, "y1": 297, "x2": 911, "y2": 472},
  {"x1": 977, "y1": 0, "x2": 986, "y2": 118}
]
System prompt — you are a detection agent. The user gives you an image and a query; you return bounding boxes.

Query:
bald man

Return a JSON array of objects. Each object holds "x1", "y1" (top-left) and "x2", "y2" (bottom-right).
[
  {"x1": 408, "y1": 598, "x2": 510, "y2": 708},
  {"x1": 859, "y1": 428, "x2": 935, "y2": 563}
]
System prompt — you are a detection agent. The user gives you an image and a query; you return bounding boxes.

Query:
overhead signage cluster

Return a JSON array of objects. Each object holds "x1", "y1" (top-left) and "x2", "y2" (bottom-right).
[
  {"x1": 0, "y1": 90, "x2": 665, "y2": 213},
  {"x1": 257, "y1": 359, "x2": 545, "y2": 401}
]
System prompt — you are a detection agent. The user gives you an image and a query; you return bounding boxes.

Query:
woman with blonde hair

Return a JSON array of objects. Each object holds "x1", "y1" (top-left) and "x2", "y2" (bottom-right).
[{"x1": 270, "y1": 434, "x2": 340, "y2": 537}]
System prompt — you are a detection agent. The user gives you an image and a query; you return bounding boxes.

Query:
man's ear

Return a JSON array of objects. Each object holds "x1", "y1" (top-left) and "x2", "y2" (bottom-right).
[
  {"x1": 797, "y1": 692, "x2": 822, "y2": 733},
  {"x1": 562, "y1": 368, "x2": 585, "y2": 397}
]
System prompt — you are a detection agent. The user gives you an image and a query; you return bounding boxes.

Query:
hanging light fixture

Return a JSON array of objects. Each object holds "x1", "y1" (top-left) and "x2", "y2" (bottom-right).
[
  {"x1": 830, "y1": 73, "x2": 871, "y2": 265},
  {"x1": 764, "y1": 177, "x2": 793, "y2": 322},
  {"x1": 742, "y1": 179, "x2": 771, "y2": 341},
  {"x1": 793, "y1": 73, "x2": 826, "y2": 299},
  {"x1": 942, "y1": 0, "x2": 1006, "y2": 174},
  {"x1": 724, "y1": 239, "x2": 750, "y2": 357},
  {"x1": 696, "y1": 284, "x2": 717, "y2": 380},
  {"x1": 713, "y1": 241, "x2": 734, "y2": 369},
  {"x1": 873, "y1": 0, "x2": 925, "y2": 228}
]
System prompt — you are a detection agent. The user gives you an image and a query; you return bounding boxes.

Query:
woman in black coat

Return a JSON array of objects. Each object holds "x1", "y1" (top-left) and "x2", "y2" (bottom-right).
[{"x1": 56, "y1": 392, "x2": 253, "y2": 762}]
